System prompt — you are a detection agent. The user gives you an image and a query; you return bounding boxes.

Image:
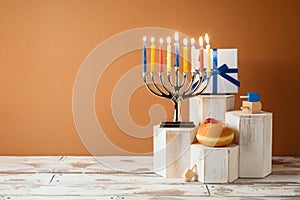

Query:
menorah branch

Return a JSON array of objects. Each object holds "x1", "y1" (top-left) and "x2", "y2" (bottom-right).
[
  {"x1": 150, "y1": 72, "x2": 169, "y2": 96},
  {"x1": 159, "y1": 73, "x2": 171, "y2": 95},
  {"x1": 143, "y1": 70, "x2": 211, "y2": 124},
  {"x1": 143, "y1": 73, "x2": 169, "y2": 98}
]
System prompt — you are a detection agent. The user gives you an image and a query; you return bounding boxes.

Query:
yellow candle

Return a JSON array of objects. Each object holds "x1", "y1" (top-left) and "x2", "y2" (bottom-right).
[
  {"x1": 183, "y1": 38, "x2": 188, "y2": 73},
  {"x1": 150, "y1": 37, "x2": 155, "y2": 72},
  {"x1": 166, "y1": 36, "x2": 171, "y2": 72},
  {"x1": 205, "y1": 33, "x2": 211, "y2": 72}
]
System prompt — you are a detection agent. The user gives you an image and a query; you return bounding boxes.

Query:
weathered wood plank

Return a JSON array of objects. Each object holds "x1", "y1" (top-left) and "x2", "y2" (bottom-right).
[
  {"x1": 234, "y1": 174, "x2": 300, "y2": 184},
  {"x1": 34, "y1": 184, "x2": 209, "y2": 197},
  {"x1": 56, "y1": 156, "x2": 154, "y2": 174},
  {"x1": 0, "y1": 156, "x2": 154, "y2": 174},
  {"x1": 4, "y1": 196, "x2": 300, "y2": 200},
  {"x1": 0, "y1": 156, "x2": 62, "y2": 173},
  {"x1": 0, "y1": 174, "x2": 54, "y2": 195},
  {"x1": 0, "y1": 156, "x2": 299, "y2": 175},
  {"x1": 2, "y1": 173, "x2": 299, "y2": 197},
  {"x1": 272, "y1": 156, "x2": 300, "y2": 175},
  {"x1": 0, "y1": 156, "x2": 299, "y2": 198},
  {"x1": 0, "y1": 173, "x2": 208, "y2": 196},
  {"x1": 49, "y1": 173, "x2": 195, "y2": 185},
  {"x1": 208, "y1": 184, "x2": 300, "y2": 197}
]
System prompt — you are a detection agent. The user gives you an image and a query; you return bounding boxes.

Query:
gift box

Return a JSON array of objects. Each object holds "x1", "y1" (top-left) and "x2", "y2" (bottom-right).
[{"x1": 193, "y1": 48, "x2": 240, "y2": 94}]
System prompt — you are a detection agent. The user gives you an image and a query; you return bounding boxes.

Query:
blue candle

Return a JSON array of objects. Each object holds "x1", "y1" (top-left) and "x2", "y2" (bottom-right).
[
  {"x1": 142, "y1": 36, "x2": 147, "y2": 73},
  {"x1": 174, "y1": 32, "x2": 179, "y2": 67}
]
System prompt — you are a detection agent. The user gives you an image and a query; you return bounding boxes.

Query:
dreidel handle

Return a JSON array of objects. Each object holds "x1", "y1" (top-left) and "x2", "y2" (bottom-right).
[
  {"x1": 240, "y1": 92, "x2": 260, "y2": 102},
  {"x1": 191, "y1": 164, "x2": 197, "y2": 171},
  {"x1": 241, "y1": 106, "x2": 250, "y2": 110}
]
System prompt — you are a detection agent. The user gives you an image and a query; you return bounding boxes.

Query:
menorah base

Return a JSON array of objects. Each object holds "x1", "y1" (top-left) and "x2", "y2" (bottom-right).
[{"x1": 160, "y1": 122, "x2": 195, "y2": 128}]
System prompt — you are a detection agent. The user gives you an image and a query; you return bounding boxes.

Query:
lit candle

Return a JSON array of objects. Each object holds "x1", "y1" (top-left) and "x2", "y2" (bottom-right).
[
  {"x1": 142, "y1": 36, "x2": 147, "y2": 73},
  {"x1": 159, "y1": 38, "x2": 163, "y2": 72},
  {"x1": 191, "y1": 38, "x2": 195, "y2": 72},
  {"x1": 183, "y1": 38, "x2": 188, "y2": 73},
  {"x1": 166, "y1": 36, "x2": 171, "y2": 72},
  {"x1": 150, "y1": 37, "x2": 155, "y2": 72},
  {"x1": 205, "y1": 33, "x2": 211, "y2": 72},
  {"x1": 174, "y1": 32, "x2": 179, "y2": 67},
  {"x1": 199, "y1": 36, "x2": 204, "y2": 72}
]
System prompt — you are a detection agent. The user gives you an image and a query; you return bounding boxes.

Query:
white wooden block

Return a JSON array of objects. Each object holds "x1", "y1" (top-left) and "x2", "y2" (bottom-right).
[
  {"x1": 225, "y1": 111, "x2": 273, "y2": 178},
  {"x1": 191, "y1": 143, "x2": 239, "y2": 183},
  {"x1": 153, "y1": 125, "x2": 197, "y2": 178},
  {"x1": 189, "y1": 95, "x2": 235, "y2": 126}
]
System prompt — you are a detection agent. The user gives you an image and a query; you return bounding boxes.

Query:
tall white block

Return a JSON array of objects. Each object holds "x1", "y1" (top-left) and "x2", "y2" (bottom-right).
[
  {"x1": 191, "y1": 143, "x2": 239, "y2": 183},
  {"x1": 225, "y1": 111, "x2": 273, "y2": 178},
  {"x1": 189, "y1": 95, "x2": 235, "y2": 126},
  {"x1": 153, "y1": 125, "x2": 197, "y2": 178}
]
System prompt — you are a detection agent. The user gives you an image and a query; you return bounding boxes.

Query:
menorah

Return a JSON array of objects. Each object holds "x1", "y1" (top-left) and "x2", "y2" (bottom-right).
[
  {"x1": 141, "y1": 33, "x2": 212, "y2": 128},
  {"x1": 142, "y1": 68, "x2": 211, "y2": 128}
]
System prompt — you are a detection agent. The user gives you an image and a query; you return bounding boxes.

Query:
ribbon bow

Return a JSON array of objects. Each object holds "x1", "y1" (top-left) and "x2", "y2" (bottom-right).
[{"x1": 216, "y1": 64, "x2": 240, "y2": 87}]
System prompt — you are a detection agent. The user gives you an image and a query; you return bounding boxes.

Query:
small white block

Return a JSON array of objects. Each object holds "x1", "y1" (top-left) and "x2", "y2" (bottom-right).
[
  {"x1": 153, "y1": 125, "x2": 197, "y2": 178},
  {"x1": 189, "y1": 95, "x2": 235, "y2": 126},
  {"x1": 191, "y1": 143, "x2": 239, "y2": 183},
  {"x1": 225, "y1": 111, "x2": 273, "y2": 178}
]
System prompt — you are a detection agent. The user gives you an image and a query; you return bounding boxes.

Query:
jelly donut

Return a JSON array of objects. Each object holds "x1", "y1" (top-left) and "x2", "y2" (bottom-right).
[{"x1": 196, "y1": 118, "x2": 234, "y2": 147}]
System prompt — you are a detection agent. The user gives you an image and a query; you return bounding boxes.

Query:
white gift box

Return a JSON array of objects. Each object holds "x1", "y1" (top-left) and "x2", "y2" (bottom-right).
[{"x1": 193, "y1": 48, "x2": 239, "y2": 94}]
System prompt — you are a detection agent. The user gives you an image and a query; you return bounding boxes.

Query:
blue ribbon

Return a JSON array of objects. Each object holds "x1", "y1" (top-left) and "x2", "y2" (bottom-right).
[
  {"x1": 218, "y1": 64, "x2": 240, "y2": 88},
  {"x1": 191, "y1": 49, "x2": 240, "y2": 92},
  {"x1": 213, "y1": 49, "x2": 218, "y2": 93}
]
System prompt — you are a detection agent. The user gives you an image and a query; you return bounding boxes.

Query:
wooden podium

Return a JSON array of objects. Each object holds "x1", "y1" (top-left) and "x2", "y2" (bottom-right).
[
  {"x1": 226, "y1": 111, "x2": 273, "y2": 178},
  {"x1": 191, "y1": 143, "x2": 239, "y2": 183},
  {"x1": 153, "y1": 125, "x2": 197, "y2": 178}
]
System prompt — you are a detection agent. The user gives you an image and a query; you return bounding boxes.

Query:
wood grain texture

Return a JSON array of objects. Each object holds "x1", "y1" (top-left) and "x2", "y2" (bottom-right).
[
  {"x1": 0, "y1": 156, "x2": 299, "y2": 199},
  {"x1": 189, "y1": 95, "x2": 235, "y2": 126},
  {"x1": 191, "y1": 143, "x2": 239, "y2": 183},
  {"x1": 226, "y1": 111, "x2": 273, "y2": 178},
  {"x1": 153, "y1": 125, "x2": 196, "y2": 178}
]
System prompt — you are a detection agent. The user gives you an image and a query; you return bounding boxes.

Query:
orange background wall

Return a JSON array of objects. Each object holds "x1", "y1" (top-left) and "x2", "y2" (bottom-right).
[{"x1": 0, "y1": 0, "x2": 299, "y2": 155}]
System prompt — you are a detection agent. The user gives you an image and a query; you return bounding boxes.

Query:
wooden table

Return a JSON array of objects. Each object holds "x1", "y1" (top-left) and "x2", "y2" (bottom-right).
[{"x1": 0, "y1": 156, "x2": 299, "y2": 199}]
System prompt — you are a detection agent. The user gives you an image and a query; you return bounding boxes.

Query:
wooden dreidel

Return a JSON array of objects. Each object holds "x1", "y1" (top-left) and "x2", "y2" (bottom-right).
[
  {"x1": 240, "y1": 92, "x2": 260, "y2": 102},
  {"x1": 240, "y1": 92, "x2": 262, "y2": 114},
  {"x1": 183, "y1": 164, "x2": 197, "y2": 182},
  {"x1": 241, "y1": 101, "x2": 262, "y2": 114}
]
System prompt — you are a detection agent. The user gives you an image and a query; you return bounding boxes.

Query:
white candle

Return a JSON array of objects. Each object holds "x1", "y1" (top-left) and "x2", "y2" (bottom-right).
[
  {"x1": 205, "y1": 33, "x2": 211, "y2": 73},
  {"x1": 191, "y1": 38, "x2": 195, "y2": 72}
]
